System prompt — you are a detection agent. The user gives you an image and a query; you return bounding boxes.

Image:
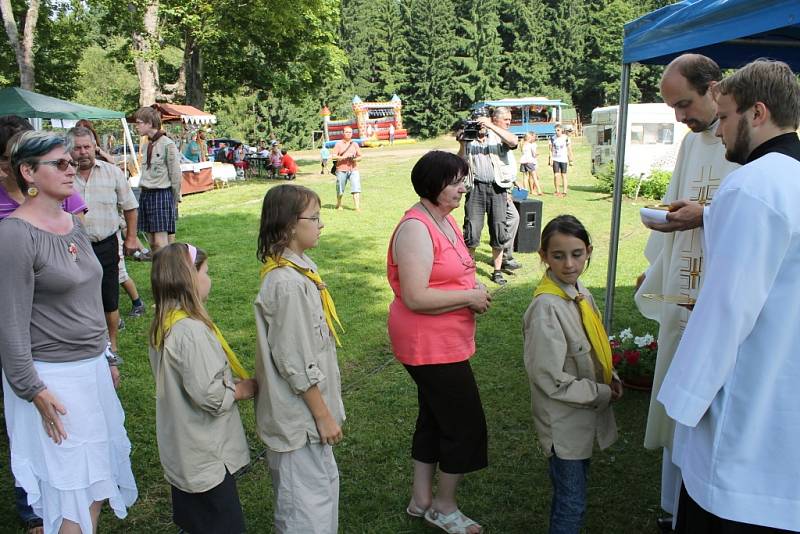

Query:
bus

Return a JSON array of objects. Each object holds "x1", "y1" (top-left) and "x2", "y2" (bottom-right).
[{"x1": 473, "y1": 97, "x2": 567, "y2": 139}]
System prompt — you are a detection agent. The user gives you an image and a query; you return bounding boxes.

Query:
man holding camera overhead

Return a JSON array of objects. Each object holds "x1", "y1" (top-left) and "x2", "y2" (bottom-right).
[{"x1": 458, "y1": 107, "x2": 520, "y2": 286}]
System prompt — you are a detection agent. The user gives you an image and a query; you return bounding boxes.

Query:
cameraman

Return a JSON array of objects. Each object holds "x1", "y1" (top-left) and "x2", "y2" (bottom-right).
[{"x1": 458, "y1": 106, "x2": 521, "y2": 286}]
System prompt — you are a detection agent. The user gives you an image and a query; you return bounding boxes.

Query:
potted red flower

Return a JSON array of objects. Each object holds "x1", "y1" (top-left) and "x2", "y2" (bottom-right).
[{"x1": 609, "y1": 328, "x2": 658, "y2": 391}]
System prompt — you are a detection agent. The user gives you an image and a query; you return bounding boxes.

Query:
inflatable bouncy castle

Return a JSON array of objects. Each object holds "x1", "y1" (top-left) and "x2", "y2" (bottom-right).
[{"x1": 322, "y1": 95, "x2": 409, "y2": 147}]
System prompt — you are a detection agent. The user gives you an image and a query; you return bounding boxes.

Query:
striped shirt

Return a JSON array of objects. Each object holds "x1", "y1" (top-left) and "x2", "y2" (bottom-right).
[{"x1": 73, "y1": 160, "x2": 138, "y2": 242}]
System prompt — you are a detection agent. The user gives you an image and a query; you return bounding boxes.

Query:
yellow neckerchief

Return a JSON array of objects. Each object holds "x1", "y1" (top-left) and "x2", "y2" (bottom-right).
[
  {"x1": 260, "y1": 255, "x2": 344, "y2": 347},
  {"x1": 533, "y1": 272, "x2": 613, "y2": 384},
  {"x1": 159, "y1": 309, "x2": 250, "y2": 379}
]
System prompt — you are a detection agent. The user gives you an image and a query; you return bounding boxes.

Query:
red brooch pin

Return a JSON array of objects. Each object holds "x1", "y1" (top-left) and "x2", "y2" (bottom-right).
[{"x1": 68, "y1": 242, "x2": 78, "y2": 261}]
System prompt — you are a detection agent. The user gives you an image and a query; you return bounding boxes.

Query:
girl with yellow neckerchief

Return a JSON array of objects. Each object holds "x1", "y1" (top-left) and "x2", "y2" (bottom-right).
[
  {"x1": 253, "y1": 184, "x2": 345, "y2": 534},
  {"x1": 148, "y1": 243, "x2": 257, "y2": 534},
  {"x1": 522, "y1": 215, "x2": 622, "y2": 534}
]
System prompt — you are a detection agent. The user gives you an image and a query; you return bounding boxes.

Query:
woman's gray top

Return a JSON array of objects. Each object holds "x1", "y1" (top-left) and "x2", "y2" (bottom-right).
[{"x1": 0, "y1": 216, "x2": 107, "y2": 401}]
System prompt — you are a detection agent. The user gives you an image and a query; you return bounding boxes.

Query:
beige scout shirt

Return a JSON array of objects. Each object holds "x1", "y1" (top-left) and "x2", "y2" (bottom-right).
[
  {"x1": 254, "y1": 250, "x2": 345, "y2": 453},
  {"x1": 73, "y1": 159, "x2": 138, "y2": 242},
  {"x1": 523, "y1": 272, "x2": 618, "y2": 460},
  {"x1": 148, "y1": 317, "x2": 250, "y2": 493},
  {"x1": 140, "y1": 135, "x2": 183, "y2": 201}
]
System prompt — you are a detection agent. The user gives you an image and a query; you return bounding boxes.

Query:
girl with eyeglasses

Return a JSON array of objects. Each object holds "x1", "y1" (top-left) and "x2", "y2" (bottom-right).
[
  {"x1": 0, "y1": 130, "x2": 138, "y2": 533},
  {"x1": 254, "y1": 184, "x2": 345, "y2": 533}
]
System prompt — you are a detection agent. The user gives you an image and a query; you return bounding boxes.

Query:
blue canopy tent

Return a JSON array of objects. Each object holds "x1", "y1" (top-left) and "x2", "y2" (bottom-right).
[{"x1": 603, "y1": 0, "x2": 800, "y2": 329}]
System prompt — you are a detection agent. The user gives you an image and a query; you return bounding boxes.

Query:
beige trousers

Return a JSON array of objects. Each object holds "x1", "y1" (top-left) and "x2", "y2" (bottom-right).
[{"x1": 267, "y1": 442, "x2": 339, "y2": 534}]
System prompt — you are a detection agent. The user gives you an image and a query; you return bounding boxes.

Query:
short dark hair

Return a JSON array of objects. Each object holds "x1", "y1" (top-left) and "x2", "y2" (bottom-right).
[
  {"x1": 676, "y1": 54, "x2": 722, "y2": 96},
  {"x1": 717, "y1": 59, "x2": 800, "y2": 130},
  {"x1": 257, "y1": 184, "x2": 321, "y2": 262},
  {"x1": 0, "y1": 115, "x2": 33, "y2": 157},
  {"x1": 410, "y1": 150, "x2": 469, "y2": 206},
  {"x1": 540, "y1": 214, "x2": 592, "y2": 267},
  {"x1": 134, "y1": 106, "x2": 162, "y2": 130}
]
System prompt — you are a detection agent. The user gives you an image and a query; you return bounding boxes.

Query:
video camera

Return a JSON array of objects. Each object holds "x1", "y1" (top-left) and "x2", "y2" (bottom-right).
[{"x1": 459, "y1": 107, "x2": 490, "y2": 142}]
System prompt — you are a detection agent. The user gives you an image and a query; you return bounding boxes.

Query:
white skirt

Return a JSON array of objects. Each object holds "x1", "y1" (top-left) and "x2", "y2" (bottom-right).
[{"x1": 3, "y1": 353, "x2": 138, "y2": 533}]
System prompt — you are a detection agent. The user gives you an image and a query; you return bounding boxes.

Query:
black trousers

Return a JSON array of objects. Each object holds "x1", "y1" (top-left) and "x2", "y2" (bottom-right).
[
  {"x1": 91, "y1": 233, "x2": 120, "y2": 313},
  {"x1": 404, "y1": 360, "x2": 488, "y2": 474},
  {"x1": 675, "y1": 484, "x2": 795, "y2": 534},
  {"x1": 172, "y1": 470, "x2": 245, "y2": 534}
]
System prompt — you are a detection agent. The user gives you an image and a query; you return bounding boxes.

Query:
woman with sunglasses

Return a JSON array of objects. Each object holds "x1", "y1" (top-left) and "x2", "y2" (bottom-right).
[
  {"x1": 0, "y1": 131, "x2": 138, "y2": 533},
  {"x1": 0, "y1": 116, "x2": 87, "y2": 223},
  {"x1": 387, "y1": 150, "x2": 491, "y2": 534}
]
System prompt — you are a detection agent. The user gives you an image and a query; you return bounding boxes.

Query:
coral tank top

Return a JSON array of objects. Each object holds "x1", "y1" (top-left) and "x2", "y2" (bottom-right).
[{"x1": 387, "y1": 207, "x2": 477, "y2": 365}]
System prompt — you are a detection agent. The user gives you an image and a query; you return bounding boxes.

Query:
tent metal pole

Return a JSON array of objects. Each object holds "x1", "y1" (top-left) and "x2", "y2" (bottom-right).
[{"x1": 603, "y1": 62, "x2": 632, "y2": 332}]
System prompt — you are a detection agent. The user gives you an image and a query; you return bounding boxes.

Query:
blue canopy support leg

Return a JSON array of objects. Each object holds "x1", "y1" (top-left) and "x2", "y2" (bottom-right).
[{"x1": 603, "y1": 62, "x2": 632, "y2": 332}]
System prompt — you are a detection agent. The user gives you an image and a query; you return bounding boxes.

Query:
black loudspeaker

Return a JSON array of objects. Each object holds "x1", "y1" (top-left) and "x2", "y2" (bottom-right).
[{"x1": 513, "y1": 198, "x2": 543, "y2": 253}]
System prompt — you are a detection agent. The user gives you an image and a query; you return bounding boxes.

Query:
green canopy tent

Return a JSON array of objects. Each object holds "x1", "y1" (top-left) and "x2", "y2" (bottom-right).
[
  {"x1": 0, "y1": 87, "x2": 125, "y2": 119},
  {"x1": 0, "y1": 87, "x2": 138, "y2": 176}
]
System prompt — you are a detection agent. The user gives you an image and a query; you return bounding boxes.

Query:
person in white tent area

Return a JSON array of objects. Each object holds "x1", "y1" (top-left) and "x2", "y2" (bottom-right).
[
  {"x1": 634, "y1": 53, "x2": 739, "y2": 531},
  {"x1": 658, "y1": 59, "x2": 800, "y2": 533}
]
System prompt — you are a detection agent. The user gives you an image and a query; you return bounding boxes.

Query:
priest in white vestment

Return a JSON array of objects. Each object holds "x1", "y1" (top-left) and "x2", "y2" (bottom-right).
[
  {"x1": 635, "y1": 54, "x2": 739, "y2": 522},
  {"x1": 659, "y1": 59, "x2": 800, "y2": 532}
]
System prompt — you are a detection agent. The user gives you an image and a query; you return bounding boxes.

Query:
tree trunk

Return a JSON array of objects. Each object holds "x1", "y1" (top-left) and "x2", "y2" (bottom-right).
[
  {"x1": 132, "y1": 0, "x2": 160, "y2": 106},
  {"x1": 184, "y1": 31, "x2": 205, "y2": 109},
  {"x1": 161, "y1": 33, "x2": 187, "y2": 104},
  {"x1": 1, "y1": 0, "x2": 40, "y2": 90}
]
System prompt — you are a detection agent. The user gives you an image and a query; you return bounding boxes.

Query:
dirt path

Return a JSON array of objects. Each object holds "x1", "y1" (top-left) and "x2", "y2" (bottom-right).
[{"x1": 292, "y1": 142, "x2": 457, "y2": 162}]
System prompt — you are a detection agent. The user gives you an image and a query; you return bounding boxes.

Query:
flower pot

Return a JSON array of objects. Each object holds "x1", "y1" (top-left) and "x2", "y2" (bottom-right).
[{"x1": 621, "y1": 374, "x2": 654, "y2": 392}]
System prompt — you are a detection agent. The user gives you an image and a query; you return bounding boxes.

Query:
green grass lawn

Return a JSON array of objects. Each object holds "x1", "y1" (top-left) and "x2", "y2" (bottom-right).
[{"x1": 0, "y1": 136, "x2": 664, "y2": 533}]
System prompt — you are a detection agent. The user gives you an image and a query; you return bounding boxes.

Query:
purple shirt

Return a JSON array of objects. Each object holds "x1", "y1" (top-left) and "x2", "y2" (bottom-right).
[{"x1": 0, "y1": 185, "x2": 87, "y2": 220}]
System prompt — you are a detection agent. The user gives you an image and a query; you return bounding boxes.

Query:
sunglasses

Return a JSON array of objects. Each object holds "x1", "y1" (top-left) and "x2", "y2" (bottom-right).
[{"x1": 38, "y1": 158, "x2": 78, "y2": 171}]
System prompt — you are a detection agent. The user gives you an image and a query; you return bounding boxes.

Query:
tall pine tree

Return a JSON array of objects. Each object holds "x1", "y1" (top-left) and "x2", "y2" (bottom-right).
[
  {"x1": 340, "y1": 0, "x2": 380, "y2": 99},
  {"x1": 500, "y1": 0, "x2": 549, "y2": 96},
  {"x1": 371, "y1": 0, "x2": 407, "y2": 99},
  {"x1": 401, "y1": 0, "x2": 458, "y2": 137},
  {"x1": 542, "y1": 1, "x2": 588, "y2": 97},
  {"x1": 452, "y1": 0, "x2": 504, "y2": 110}
]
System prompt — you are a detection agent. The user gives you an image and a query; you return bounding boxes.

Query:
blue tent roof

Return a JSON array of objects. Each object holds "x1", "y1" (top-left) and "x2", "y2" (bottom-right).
[{"x1": 623, "y1": 0, "x2": 800, "y2": 69}]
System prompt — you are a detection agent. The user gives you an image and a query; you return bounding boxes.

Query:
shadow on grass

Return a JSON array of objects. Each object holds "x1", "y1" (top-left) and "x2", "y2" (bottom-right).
[{"x1": 570, "y1": 183, "x2": 605, "y2": 194}]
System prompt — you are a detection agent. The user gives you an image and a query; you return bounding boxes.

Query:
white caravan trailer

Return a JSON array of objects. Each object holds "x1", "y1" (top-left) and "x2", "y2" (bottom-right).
[{"x1": 584, "y1": 103, "x2": 688, "y2": 177}]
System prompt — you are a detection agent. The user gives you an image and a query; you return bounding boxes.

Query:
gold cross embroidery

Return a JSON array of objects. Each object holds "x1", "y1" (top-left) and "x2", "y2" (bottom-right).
[
  {"x1": 690, "y1": 166, "x2": 720, "y2": 206},
  {"x1": 679, "y1": 256, "x2": 703, "y2": 290}
]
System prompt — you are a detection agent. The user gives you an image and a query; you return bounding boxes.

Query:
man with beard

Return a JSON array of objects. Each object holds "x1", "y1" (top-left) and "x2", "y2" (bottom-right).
[
  {"x1": 68, "y1": 126, "x2": 141, "y2": 364},
  {"x1": 658, "y1": 59, "x2": 800, "y2": 533},
  {"x1": 634, "y1": 54, "x2": 739, "y2": 530}
]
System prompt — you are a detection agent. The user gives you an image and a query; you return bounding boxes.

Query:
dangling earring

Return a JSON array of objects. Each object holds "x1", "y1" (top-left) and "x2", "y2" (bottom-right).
[{"x1": 27, "y1": 185, "x2": 39, "y2": 197}]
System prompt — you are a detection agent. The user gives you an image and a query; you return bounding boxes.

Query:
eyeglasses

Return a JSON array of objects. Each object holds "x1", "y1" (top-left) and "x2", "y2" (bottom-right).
[
  {"x1": 38, "y1": 159, "x2": 78, "y2": 171},
  {"x1": 298, "y1": 216, "x2": 322, "y2": 225}
]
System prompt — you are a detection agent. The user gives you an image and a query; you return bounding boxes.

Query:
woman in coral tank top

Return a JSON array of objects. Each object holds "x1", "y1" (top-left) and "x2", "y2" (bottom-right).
[{"x1": 387, "y1": 150, "x2": 491, "y2": 534}]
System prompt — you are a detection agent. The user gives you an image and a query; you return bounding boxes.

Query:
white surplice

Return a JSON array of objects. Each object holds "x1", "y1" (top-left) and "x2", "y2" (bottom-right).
[
  {"x1": 635, "y1": 127, "x2": 739, "y2": 451},
  {"x1": 658, "y1": 151, "x2": 800, "y2": 531}
]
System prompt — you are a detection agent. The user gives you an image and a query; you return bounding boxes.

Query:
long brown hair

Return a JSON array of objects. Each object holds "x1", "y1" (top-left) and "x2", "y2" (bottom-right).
[
  {"x1": 257, "y1": 184, "x2": 320, "y2": 262},
  {"x1": 149, "y1": 243, "x2": 214, "y2": 349}
]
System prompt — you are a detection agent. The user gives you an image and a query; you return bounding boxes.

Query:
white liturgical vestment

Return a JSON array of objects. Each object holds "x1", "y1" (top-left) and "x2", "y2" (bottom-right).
[
  {"x1": 635, "y1": 127, "x2": 738, "y2": 449},
  {"x1": 658, "y1": 137, "x2": 800, "y2": 531}
]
